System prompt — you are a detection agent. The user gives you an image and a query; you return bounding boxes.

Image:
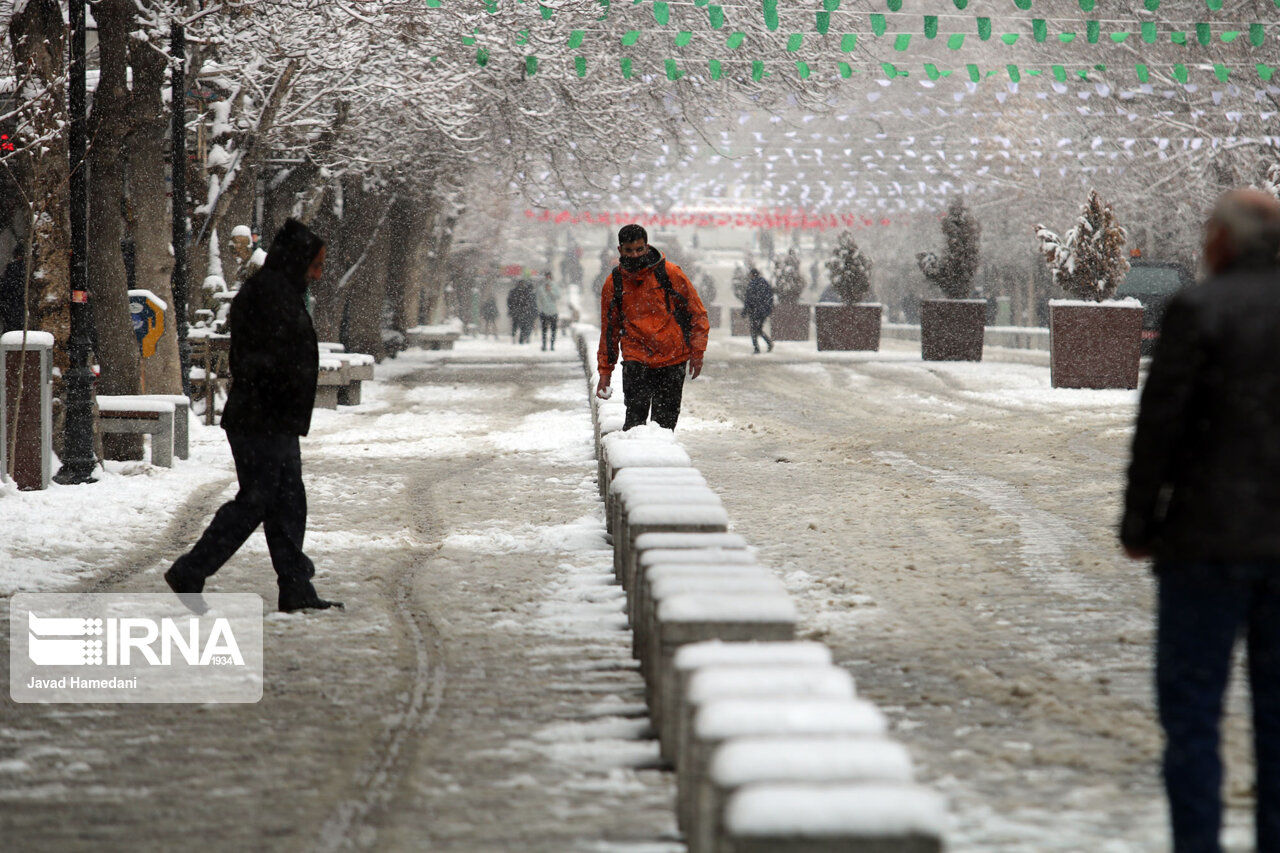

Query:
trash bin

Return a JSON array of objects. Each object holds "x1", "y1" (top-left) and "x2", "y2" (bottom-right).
[{"x1": 2, "y1": 331, "x2": 54, "y2": 490}]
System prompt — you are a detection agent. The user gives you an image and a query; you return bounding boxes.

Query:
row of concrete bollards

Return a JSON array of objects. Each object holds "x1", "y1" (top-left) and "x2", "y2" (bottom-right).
[{"x1": 573, "y1": 328, "x2": 948, "y2": 853}]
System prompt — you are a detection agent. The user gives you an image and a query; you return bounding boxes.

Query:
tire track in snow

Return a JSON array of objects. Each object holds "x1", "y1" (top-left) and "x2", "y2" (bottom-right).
[
  {"x1": 873, "y1": 450, "x2": 1104, "y2": 602},
  {"x1": 313, "y1": 579, "x2": 446, "y2": 851}
]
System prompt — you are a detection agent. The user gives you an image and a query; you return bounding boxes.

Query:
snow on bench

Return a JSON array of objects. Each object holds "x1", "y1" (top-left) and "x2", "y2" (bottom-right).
[
  {"x1": 132, "y1": 394, "x2": 191, "y2": 460},
  {"x1": 327, "y1": 351, "x2": 375, "y2": 405},
  {"x1": 406, "y1": 322, "x2": 463, "y2": 350},
  {"x1": 315, "y1": 358, "x2": 348, "y2": 409},
  {"x1": 96, "y1": 396, "x2": 176, "y2": 468},
  {"x1": 721, "y1": 782, "x2": 946, "y2": 853},
  {"x1": 699, "y1": 735, "x2": 916, "y2": 852}
]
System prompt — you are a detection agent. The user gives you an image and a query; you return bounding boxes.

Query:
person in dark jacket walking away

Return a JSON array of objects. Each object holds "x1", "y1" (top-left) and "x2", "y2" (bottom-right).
[
  {"x1": 165, "y1": 218, "x2": 341, "y2": 613},
  {"x1": 596, "y1": 224, "x2": 709, "y2": 430},
  {"x1": 742, "y1": 267, "x2": 774, "y2": 354},
  {"x1": 1121, "y1": 188, "x2": 1280, "y2": 853},
  {"x1": 479, "y1": 290, "x2": 499, "y2": 339},
  {"x1": 507, "y1": 278, "x2": 536, "y2": 344}
]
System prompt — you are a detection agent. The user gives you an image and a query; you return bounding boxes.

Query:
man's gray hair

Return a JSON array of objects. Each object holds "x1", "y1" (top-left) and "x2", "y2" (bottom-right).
[{"x1": 1208, "y1": 189, "x2": 1280, "y2": 266}]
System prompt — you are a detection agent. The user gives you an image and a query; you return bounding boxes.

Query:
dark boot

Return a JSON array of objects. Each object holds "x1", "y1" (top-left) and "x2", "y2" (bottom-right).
[
  {"x1": 164, "y1": 559, "x2": 208, "y2": 614},
  {"x1": 278, "y1": 579, "x2": 343, "y2": 613}
]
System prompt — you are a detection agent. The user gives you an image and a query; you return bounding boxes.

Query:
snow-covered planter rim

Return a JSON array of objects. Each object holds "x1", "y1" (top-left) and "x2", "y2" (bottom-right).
[
  {"x1": 1, "y1": 330, "x2": 55, "y2": 348},
  {"x1": 815, "y1": 301, "x2": 883, "y2": 308},
  {"x1": 920, "y1": 297, "x2": 987, "y2": 304},
  {"x1": 1048, "y1": 297, "x2": 1142, "y2": 308}
]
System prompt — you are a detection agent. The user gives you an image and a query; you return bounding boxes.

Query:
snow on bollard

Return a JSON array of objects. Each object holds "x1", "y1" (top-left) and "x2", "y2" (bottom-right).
[
  {"x1": 598, "y1": 433, "x2": 690, "y2": 500},
  {"x1": 623, "y1": 503, "x2": 730, "y2": 591},
  {"x1": 610, "y1": 476, "x2": 715, "y2": 542},
  {"x1": 667, "y1": 642, "x2": 833, "y2": 769},
  {"x1": 699, "y1": 737, "x2": 916, "y2": 853},
  {"x1": 653, "y1": 593, "x2": 798, "y2": 746},
  {"x1": 608, "y1": 466, "x2": 708, "y2": 527},
  {"x1": 685, "y1": 698, "x2": 889, "y2": 841},
  {"x1": 720, "y1": 782, "x2": 947, "y2": 853},
  {"x1": 614, "y1": 487, "x2": 724, "y2": 584},
  {"x1": 629, "y1": 532, "x2": 752, "y2": 600},
  {"x1": 676, "y1": 665, "x2": 858, "y2": 833},
  {"x1": 632, "y1": 548, "x2": 758, "y2": 638}
]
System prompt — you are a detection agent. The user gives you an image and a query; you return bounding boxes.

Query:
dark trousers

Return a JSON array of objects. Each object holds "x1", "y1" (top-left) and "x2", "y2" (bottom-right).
[
  {"x1": 749, "y1": 315, "x2": 772, "y2": 352},
  {"x1": 1156, "y1": 561, "x2": 1280, "y2": 853},
  {"x1": 540, "y1": 313, "x2": 558, "y2": 349},
  {"x1": 174, "y1": 432, "x2": 316, "y2": 591},
  {"x1": 622, "y1": 361, "x2": 686, "y2": 430},
  {"x1": 517, "y1": 317, "x2": 534, "y2": 344}
]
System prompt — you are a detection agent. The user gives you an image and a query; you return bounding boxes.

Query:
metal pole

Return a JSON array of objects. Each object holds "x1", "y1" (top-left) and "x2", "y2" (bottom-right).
[
  {"x1": 54, "y1": 0, "x2": 96, "y2": 485},
  {"x1": 170, "y1": 21, "x2": 191, "y2": 398}
]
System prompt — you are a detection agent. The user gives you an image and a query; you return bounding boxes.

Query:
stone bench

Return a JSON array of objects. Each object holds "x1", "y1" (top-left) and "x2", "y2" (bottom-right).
[
  {"x1": 96, "y1": 396, "x2": 175, "y2": 468},
  {"x1": 676, "y1": 664, "x2": 858, "y2": 829},
  {"x1": 698, "y1": 737, "x2": 915, "y2": 853},
  {"x1": 136, "y1": 394, "x2": 191, "y2": 460},
  {"x1": 405, "y1": 327, "x2": 462, "y2": 350},
  {"x1": 720, "y1": 782, "x2": 946, "y2": 853},
  {"x1": 315, "y1": 358, "x2": 347, "y2": 409},
  {"x1": 330, "y1": 352, "x2": 376, "y2": 405},
  {"x1": 687, "y1": 698, "x2": 889, "y2": 847},
  {"x1": 667, "y1": 642, "x2": 833, "y2": 769}
]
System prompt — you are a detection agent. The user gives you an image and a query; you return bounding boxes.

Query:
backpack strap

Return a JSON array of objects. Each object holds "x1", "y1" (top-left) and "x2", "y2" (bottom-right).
[
  {"x1": 608, "y1": 261, "x2": 695, "y2": 360},
  {"x1": 605, "y1": 267, "x2": 625, "y2": 368}
]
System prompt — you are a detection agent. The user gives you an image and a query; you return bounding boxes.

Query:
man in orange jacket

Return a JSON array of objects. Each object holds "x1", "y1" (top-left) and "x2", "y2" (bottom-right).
[{"x1": 596, "y1": 224, "x2": 709, "y2": 430}]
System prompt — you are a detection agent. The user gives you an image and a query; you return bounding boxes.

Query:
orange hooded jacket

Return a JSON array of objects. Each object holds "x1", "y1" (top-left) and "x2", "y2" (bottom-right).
[{"x1": 597, "y1": 249, "x2": 709, "y2": 382}]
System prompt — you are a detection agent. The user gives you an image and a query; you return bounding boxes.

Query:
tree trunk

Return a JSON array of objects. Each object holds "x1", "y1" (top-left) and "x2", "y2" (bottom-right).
[
  {"x1": 9, "y1": 0, "x2": 71, "y2": 377},
  {"x1": 345, "y1": 231, "x2": 390, "y2": 358},
  {"x1": 87, "y1": 0, "x2": 143, "y2": 458},
  {"x1": 127, "y1": 20, "x2": 180, "y2": 393}
]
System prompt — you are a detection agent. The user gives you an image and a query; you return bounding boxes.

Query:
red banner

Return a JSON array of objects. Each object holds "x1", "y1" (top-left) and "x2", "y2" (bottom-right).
[{"x1": 521, "y1": 209, "x2": 896, "y2": 230}]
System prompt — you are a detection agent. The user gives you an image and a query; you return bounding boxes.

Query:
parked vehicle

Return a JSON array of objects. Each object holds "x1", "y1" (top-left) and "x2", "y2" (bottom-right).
[{"x1": 1115, "y1": 259, "x2": 1194, "y2": 355}]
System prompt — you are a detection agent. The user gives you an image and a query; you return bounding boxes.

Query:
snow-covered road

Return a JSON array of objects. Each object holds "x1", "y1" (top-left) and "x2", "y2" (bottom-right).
[{"x1": 0, "y1": 333, "x2": 1259, "y2": 851}]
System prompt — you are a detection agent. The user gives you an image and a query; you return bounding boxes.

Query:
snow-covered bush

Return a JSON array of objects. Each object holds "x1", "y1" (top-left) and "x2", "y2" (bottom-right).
[
  {"x1": 917, "y1": 197, "x2": 981, "y2": 299},
  {"x1": 824, "y1": 230, "x2": 873, "y2": 304},
  {"x1": 773, "y1": 248, "x2": 806, "y2": 305},
  {"x1": 1035, "y1": 189, "x2": 1130, "y2": 302}
]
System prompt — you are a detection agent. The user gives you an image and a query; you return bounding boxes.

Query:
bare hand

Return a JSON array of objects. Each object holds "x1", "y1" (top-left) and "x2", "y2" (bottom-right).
[
  {"x1": 688, "y1": 358, "x2": 703, "y2": 380},
  {"x1": 1123, "y1": 545, "x2": 1151, "y2": 560},
  {"x1": 596, "y1": 379, "x2": 612, "y2": 399}
]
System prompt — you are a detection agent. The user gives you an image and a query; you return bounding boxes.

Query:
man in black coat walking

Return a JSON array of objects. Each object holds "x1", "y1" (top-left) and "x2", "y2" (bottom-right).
[
  {"x1": 742, "y1": 268, "x2": 774, "y2": 354},
  {"x1": 1121, "y1": 188, "x2": 1280, "y2": 852},
  {"x1": 165, "y1": 218, "x2": 341, "y2": 613}
]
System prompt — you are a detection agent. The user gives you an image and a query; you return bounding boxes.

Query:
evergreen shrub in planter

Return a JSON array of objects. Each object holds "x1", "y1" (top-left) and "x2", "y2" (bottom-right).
[
  {"x1": 916, "y1": 198, "x2": 984, "y2": 361},
  {"x1": 1036, "y1": 189, "x2": 1141, "y2": 389},
  {"x1": 770, "y1": 248, "x2": 811, "y2": 341},
  {"x1": 816, "y1": 231, "x2": 880, "y2": 351}
]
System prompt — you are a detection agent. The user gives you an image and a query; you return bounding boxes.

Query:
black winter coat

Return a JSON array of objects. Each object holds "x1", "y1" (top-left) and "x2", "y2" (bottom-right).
[
  {"x1": 1121, "y1": 264, "x2": 1280, "y2": 561},
  {"x1": 219, "y1": 220, "x2": 323, "y2": 437},
  {"x1": 743, "y1": 276, "x2": 774, "y2": 320}
]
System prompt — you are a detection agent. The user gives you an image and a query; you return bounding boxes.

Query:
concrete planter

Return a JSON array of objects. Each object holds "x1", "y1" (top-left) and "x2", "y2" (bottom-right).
[
  {"x1": 770, "y1": 303, "x2": 811, "y2": 341},
  {"x1": 730, "y1": 308, "x2": 750, "y2": 337},
  {"x1": 920, "y1": 298, "x2": 985, "y2": 362},
  {"x1": 706, "y1": 305, "x2": 724, "y2": 329},
  {"x1": 1049, "y1": 300, "x2": 1143, "y2": 389},
  {"x1": 814, "y1": 303, "x2": 882, "y2": 351}
]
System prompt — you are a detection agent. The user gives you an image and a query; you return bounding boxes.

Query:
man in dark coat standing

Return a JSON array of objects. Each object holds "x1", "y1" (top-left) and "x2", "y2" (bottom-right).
[
  {"x1": 165, "y1": 218, "x2": 341, "y2": 613},
  {"x1": 1121, "y1": 188, "x2": 1280, "y2": 852},
  {"x1": 742, "y1": 267, "x2": 774, "y2": 354}
]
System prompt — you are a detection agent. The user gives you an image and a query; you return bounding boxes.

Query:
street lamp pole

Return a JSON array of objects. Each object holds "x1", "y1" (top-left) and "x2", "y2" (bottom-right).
[
  {"x1": 170, "y1": 20, "x2": 191, "y2": 398},
  {"x1": 53, "y1": 0, "x2": 96, "y2": 485}
]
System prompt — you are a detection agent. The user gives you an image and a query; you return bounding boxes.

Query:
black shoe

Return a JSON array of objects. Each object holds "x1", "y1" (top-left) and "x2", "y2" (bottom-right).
[
  {"x1": 164, "y1": 563, "x2": 208, "y2": 614},
  {"x1": 767, "y1": 340, "x2": 774, "y2": 352},
  {"x1": 278, "y1": 587, "x2": 344, "y2": 613},
  {"x1": 752, "y1": 348, "x2": 760, "y2": 354}
]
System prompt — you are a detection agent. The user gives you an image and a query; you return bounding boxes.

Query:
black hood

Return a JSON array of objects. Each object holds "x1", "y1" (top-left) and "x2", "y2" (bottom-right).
[{"x1": 263, "y1": 218, "x2": 325, "y2": 292}]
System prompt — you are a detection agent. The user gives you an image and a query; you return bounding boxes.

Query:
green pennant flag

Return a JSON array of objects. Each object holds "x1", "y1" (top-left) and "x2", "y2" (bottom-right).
[
  {"x1": 816, "y1": 12, "x2": 830, "y2": 34},
  {"x1": 1171, "y1": 31, "x2": 1187, "y2": 44},
  {"x1": 1001, "y1": 33, "x2": 1020, "y2": 45},
  {"x1": 539, "y1": 4, "x2": 553, "y2": 20},
  {"x1": 1213, "y1": 63, "x2": 1229, "y2": 81},
  {"x1": 1052, "y1": 64, "x2": 1066, "y2": 81},
  {"x1": 1135, "y1": 63, "x2": 1149, "y2": 82},
  {"x1": 967, "y1": 63, "x2": 980, "y2": 81},
  {"x1": 1014, "y1": 0, "x2": 1031, "y2": 9},
  {"x1": 787, "y1": 33, "x2": 803, "y2": 51},
  {"x1": 654, "y1": 2, "x2": 669, "y2": 25},
  {"x1": 887, "y1": 0, "x2": 902, "y2": 10},
  {"x1": 1007, "y1": 64, "x2": 1021, "y2": 82},
  {"x1": 953, "y1": 0, "x2": 967, "y2": 7},
  {"x1": 1220, "y1": 31, "x2": 1240, "y2": 43},
  {"x1": 752, "y1": 60, "x2": 767, "y2": 81},
  {"x1": 665, "y1": 59, "x2": 682, "y2": 79},
  {"x1": 475, "y1": 47, "x2": 489, "y2": 67},
  {"x1": 1251, "y1": 24, "x2": 1265, "y2": 47},
  {"x1": 841, "y1": 33, "x2": 857, "y2": 50},
  {"x1": 924, "y1": 16, "x2": 938, "y2": 39},
  {"x1": 568, "y1": 30, "x2": 585, "y2": 48},
  {"x1": 425, "y1": 0, "x2": 440, "y2": 6},
  {"x1": 882, "y1": 62, "x2": 902, "y2": 78},
  {"x1": 575, "y1": 56, "x2": 587, "y2": 77},
  {"x1": 1145, "y1": 0, "x2": 1159, "y2": 9},
  {"x1": 763, "y1": 0, "x2": 779, "y2": 31},
  {"x1": 622, "y1": 30, "x2": 640, "y2": 46},
  {"x1": 1196, "y1": 23, "x2": 1210, "y2": 46},
  {"x1": 796, "y1": 61, "x2": 811, "y2": 78},
  {"x1": 525, "y1": 56, "x2": 538, "y2": 75},
  {"x1": 1033, "y1": 19, "x2": 1047, "y2": 42},
  {"x1": 925, "y1": 63, "x2": 941, "y2": 80},
  {"x1": 1059, "y1": 33, "x2": 1075, "y2": 43},
  {"x1": 948, "y1": 33, "x2": 965, "y2": 49},
  {"x1": 1141, "y1": 22, "x2": 1156, "y2": 43},
  {"x1": 621, "y1": 57, "x2": 634, "y2": 78},
  {"x1": 727, "y1": 31, "x2": 744, "y2": 48},
  {"x1": 871, "y1": 14, "x2": 886, "y2": 36},
  {"x1": 895, "y1": 34, "x2": 911, "y2": 50},
  {"x1": 838, "y1": 61, "x2": 853, "y2": 78},
  {"x1": 675, "y1": 31, "x2": 692, "y2": 46},
  {"x1": 1087, "y1": 20, "x2": 1100, "y2": 43},
  {"x1": 597, "y1": 0, "x2": 610, "y2": 21},
  {"x1": 709, "y1": 5, "x2": 724, "y2": 28},
  {"x1": 709, "y1": 59, "x2": 723, "y2": 79},
  {"x1": 1258, "y1": 64, "x2": 1276, "y2": 82},
  {"x1": 1205, "y1": 0, "x2": 1222, "y2": 9},
  {"x1": 1110, "y1": 32, "x2": 1130, "y2": 43},
  {"x1": 1172, "y1": 63, "x2": 1188, "y2": 83},
  {"x1": 1078, "y1": 0, "x2": 1095, "y2": 9},
  {"x1": 977, "y1": 17, "x2": 991, "y2": 40},
  {"x1": 824, "y1": 0, "x2": 840, "y2": 10}
]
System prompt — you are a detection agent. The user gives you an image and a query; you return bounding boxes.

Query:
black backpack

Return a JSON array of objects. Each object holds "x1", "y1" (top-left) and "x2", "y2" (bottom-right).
[{"x1": 604, "y1": 262, "x2": 694, "y2": 367}]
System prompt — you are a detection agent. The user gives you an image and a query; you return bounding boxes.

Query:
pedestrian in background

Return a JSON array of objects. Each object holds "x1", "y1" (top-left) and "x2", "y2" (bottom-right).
[
  {"x1": 479, "y1": 290, "x2": 499, "y2": 339},
  {"x1": 536, "y1": 270, "x2": 560, "y2": 351},
  {"x1": 596, "y1": 223, "x2": 709, "y2": 430},
  {"x1": 507, "y1": 278, "x2": 536, "y2": 344},
  {"x1": 1121, "y1": 188, "x2": 1280, "y2": 853},
  {"x1": 743, "y1": 267, "x2": 775, "y2": 354},
  {"x1": 165, "y1": 218, "x2": 342, "y2": 614}
]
